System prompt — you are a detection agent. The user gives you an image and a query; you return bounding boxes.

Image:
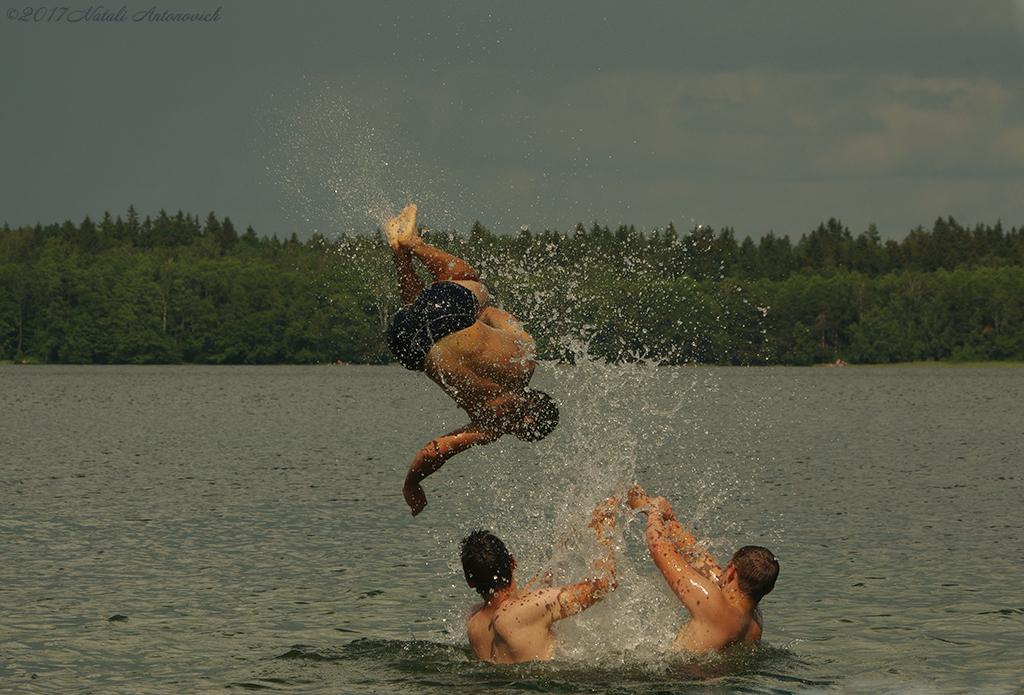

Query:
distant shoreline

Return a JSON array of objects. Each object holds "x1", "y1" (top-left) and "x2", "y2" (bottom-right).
[
  {"x1": 817, "y1": 360, "x2": 1024, "y2": 368},
  {"x1": 4, "y1": 359, "x2": 1023, "y2": 368}
]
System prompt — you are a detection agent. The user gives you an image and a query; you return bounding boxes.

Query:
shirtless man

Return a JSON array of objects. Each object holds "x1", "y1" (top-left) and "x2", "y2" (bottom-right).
[
  {"x1": 627, "y1": 485, "x2": 778, "y2": 653},
  {"x1": 459, "y1": 496, "x2": 617, "y2": 663},
  {"x1": 383, "y1": 205, "x2": 559, "y2": 516}
]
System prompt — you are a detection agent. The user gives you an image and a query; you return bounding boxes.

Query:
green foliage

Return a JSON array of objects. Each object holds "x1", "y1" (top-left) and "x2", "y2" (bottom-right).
[{"x1": 1, "y1": 209, "x2": 1022, "y2": 365}]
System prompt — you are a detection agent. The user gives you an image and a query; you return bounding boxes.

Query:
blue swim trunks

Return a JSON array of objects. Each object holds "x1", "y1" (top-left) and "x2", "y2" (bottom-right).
[{"x1": 385, "y1": 281, "x2": 479, "y2": 371}]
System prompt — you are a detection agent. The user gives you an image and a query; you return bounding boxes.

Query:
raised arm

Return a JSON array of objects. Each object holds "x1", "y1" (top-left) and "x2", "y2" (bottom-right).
[
  {"x1": 627, "y1": 485, "x2": 721, "y2": 581},
  {"x1": 632, "y1": 492, "x2": 727, "y2": 620},
  {"x1": 403, "y1": 425, "x2": 501, "y2": 515},
  {"x1": 551, "y1": 496, "x2": 618, "y2": 620}
]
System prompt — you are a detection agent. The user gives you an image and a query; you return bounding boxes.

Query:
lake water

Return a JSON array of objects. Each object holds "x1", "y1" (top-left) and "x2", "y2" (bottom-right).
[{"x1": 1, "y1": 364, "x2": 1021, "y2": 695}]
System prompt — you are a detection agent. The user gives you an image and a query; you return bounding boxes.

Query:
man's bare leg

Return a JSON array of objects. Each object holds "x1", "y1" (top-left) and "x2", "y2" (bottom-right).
[
  {"x1": 391, "y1": 247, "x2": 425, "y2": 305},
  {"x1": 389, "y1": 204, "x2": 479, "y2": 283},
  {"x1": 412, "y1": 242, "x2": 480, "y2": 284},
  {"x1": 386, "y1": 203, "x2": 483, "y2": 304},
  {"x1": 409, "y1": 235, "x2": 488, "y2": 308}
]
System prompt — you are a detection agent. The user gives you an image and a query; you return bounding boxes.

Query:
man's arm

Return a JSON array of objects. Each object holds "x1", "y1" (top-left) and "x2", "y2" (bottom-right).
[
  {"x1": 638, "y1": 498, "x2": 731, "y2": 623},
  {"x1": 627, "y1": 485, "x2": 722, "y2": 581},
  {"x1": 491, "y1": 497, "x2": 617, "y2": 661},
  {"x1": 549, "y1": 496, "x2": 618, "y2": 620},
  {"x1": 403, "y1": 425, "x2": 501, "y2": 515}
]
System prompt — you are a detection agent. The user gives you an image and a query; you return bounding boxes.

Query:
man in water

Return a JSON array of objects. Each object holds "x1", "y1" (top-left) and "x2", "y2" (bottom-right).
[
  {"x1": 383, "y1": 204, "x2": 559, "y2": 516},
  {"x1": 460, "y1": 496, "x2": 618, "y2": 663},
  {"x1": 627, "y1": 485, "x2": 779, "y2": 652}
]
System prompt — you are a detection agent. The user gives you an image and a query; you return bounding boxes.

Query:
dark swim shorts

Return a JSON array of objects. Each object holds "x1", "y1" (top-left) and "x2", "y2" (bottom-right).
[{"x1": 385, "y1": 281, "x2": 479, "y2": 371}]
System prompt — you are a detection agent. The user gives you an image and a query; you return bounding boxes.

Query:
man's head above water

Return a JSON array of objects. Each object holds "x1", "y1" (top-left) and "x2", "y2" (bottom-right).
[
  {"x1": 460, "y1": 529, "x2": 514, "y2": 596},
  {"x1": 511, "y1": 388, "x2": 559, "y2": 442}
]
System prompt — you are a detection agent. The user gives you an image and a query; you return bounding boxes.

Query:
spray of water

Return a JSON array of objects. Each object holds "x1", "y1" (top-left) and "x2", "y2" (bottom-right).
[
  {"x1": 351, "y1": 211, "x2": 777, "y2": 662},
  {"x1": 261, "y1": 88, "x2": 774, "y2": 662},
  {"x1": 260, "y1": 86, "x2": 478, "y2": 340},
  {"x1": 430, "y1": 353, "x2": 772, "y2": 663},
  {"x1": 260, "y1": 84, "x2": 463, "y2": 237}
]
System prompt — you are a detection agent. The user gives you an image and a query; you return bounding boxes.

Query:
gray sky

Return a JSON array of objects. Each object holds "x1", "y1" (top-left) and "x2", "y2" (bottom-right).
[{"x1": 3, "y1": 1, "x2": 1024, "y2": 242}]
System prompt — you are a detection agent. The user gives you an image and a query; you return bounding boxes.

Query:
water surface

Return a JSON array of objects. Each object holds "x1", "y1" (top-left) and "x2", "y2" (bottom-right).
[{"x1": 1, "y1": 364, "x2": 1021, "y2": 694}]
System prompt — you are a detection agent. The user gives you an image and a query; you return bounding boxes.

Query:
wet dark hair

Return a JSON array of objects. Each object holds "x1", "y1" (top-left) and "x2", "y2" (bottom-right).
[
  {"x1": 729, "y1": 546, "x2": 779, "y2": 602},
  {"x1": 515, "y1": 389, "x2": 559, "y2": 442},
  {"x1": 461, "y1": 530, "x2": 514, "y2": 596}
]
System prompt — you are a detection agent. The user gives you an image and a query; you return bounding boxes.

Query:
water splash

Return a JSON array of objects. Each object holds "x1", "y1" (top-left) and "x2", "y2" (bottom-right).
[
  {"x1": 430, "y1": 356, "x2": 771, "y2": 660},
  {"x1": 357, "y1": 212, "x2": 779, "y2": 660},
  {"x1": 417, "y1": 224, "x2": 770, "y2": 367},
  {"x1": 261, "y1": 85, "x2": 463, "y2": 237}
]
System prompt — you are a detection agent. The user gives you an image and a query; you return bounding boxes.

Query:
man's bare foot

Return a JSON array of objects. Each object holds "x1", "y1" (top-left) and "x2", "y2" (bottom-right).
[
  {"x1": 396, "y1": 204, "x2": 419, "y2": 246},
  {"x1": 383, "y1": 206, "x2": 409, "y2": 250},
  {"x1": 384, "y1": 204, "x2": 420, "y2": 250}
]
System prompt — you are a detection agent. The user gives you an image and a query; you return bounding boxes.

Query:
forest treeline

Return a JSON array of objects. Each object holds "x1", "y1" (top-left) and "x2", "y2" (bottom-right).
[{"x1": 2, "y1": 206, "x2": 1023, "y2": 365}]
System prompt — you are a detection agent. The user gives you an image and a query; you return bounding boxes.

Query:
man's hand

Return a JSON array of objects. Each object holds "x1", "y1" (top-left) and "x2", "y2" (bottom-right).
[
  {"x1": 401, "y1": 426, "x2": 500, "y2": 517},
  {"x1": 403, "y1": 481, "x2": 427, "y2": 516},
  {"x1": 632, "y1": 487, "x2": 723, "y2": 582},
  {"x1": 628, "y1": 485, "x2": 675, "y2": 521},
  {"x1": 589, "y1": 495, "x2": 617, "y2": 532},
  {"x1": 587, "y1": 495, "x2": 619, "y2": 599},
  {"x1": 650, "y1": 497, "x2": 676, "y2": 521},
  {"x1": 627, "y1": 484, "x2": 652, "y2": 510}
]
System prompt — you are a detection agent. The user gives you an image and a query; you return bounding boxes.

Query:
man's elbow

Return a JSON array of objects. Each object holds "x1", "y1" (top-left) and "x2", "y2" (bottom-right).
[{"x1": 416, "y1": 440, "x2": 442, "y2": 461}]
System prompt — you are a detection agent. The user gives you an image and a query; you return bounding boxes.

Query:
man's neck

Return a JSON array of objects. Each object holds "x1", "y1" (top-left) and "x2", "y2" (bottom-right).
[
  {"x1": 485, "y1": 581, "x2": 520, "y2": 607},
  {"x1": 721, "y1": 583, "x2": 755, "y2": 613}
]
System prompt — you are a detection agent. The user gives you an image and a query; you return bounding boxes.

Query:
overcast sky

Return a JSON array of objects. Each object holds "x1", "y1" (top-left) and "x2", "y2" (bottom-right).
[{"x1": 3, "y1": 1, "x2": 1024, "y2": 242}]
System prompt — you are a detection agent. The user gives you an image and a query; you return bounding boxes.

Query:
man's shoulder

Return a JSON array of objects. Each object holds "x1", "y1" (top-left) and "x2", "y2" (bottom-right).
[
  {"x1": 496, "y1": 588, "x2": 561, "y2": 620},
  {"x1": 466, "y1": 601, "x2": 498, "y2": 637},
  {"x1": 674, "y1": 603, "x2": 760, "y2": 652}
]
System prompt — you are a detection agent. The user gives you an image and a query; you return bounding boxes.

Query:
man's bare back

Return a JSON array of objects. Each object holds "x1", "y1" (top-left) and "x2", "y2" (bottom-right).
[
  {"x1": 670, "y1": 596, "x2": 763, "y2": 652},
  {"x1": 424, "y1": 308, "x2": 536, "y2": 428},
  {"x1": 460, "y1": 497, "x2": 617, "y2": 663},
  {"x1": 466, "y1": 586, "x2": 568, "y2": 663}
]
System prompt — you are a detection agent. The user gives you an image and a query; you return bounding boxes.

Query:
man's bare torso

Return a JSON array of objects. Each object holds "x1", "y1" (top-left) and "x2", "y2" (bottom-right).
[
  {"x1": 672, "y1": 606, "x2": 763, "y2": 653},
  {"x1": 424, "y1": 320, "x2": 536, "y2": 426},
  {"x1": 465, "y1": 588, "x2": 563, "y2": 663}
]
